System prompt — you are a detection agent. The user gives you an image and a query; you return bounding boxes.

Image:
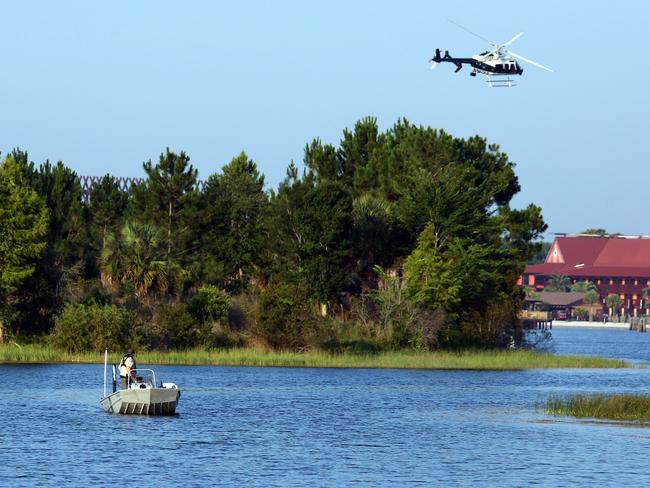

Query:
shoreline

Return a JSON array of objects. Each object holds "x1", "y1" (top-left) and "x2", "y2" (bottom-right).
[{"x1": 0, "y1": 344, "x2": 631, "y2": 370}]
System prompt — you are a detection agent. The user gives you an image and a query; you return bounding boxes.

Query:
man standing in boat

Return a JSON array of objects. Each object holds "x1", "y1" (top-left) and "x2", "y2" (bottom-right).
[{"x1": 119, "y1": 349, "x2": 137, "y2": 389}]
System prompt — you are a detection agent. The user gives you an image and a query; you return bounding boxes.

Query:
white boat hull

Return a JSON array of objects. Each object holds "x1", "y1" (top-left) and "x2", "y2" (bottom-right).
[{"x1": 100, "y1": 388, "x2": 180, "y2": 415}]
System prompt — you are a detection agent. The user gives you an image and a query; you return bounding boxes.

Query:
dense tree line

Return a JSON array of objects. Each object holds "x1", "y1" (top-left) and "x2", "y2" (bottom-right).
[{"x1": 0, "y1": 117, "x2": 546, "y2": 350}]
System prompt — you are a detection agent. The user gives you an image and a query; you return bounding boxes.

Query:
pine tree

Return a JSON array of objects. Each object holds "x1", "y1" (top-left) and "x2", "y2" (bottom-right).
[
  {"x1": 200, "y1": 152, "x2": 267, "y2": 291},
  {"x1": 0, "y1": 155, "x2": 48, "y2": 340},
  {"x1": 13, "y1": 159, "x2": 87, "y2": 334},
  {"x1": 130, "y1": 148, "x2": 199, "y2": 261},
  {"x1": 88, "y1": 175, "x2": 128, "y2": 253}
]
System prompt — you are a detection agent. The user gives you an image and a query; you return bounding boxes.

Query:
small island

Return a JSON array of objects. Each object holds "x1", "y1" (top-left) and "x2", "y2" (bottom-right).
[
  {"x1": 546, "y1": 393, "x2": 650, "y2": 422},
  {"x1": 0, "y1": 119, "x2": 624, "y2": 370}
]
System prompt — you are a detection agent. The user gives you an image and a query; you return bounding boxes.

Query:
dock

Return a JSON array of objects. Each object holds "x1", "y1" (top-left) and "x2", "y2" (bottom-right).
[
  {"x1": 519, "y1": 310, "x2": 552, "y2": 330},
  {"x1": 630, "y1": 317, "x2": 648, "y2": 332}
]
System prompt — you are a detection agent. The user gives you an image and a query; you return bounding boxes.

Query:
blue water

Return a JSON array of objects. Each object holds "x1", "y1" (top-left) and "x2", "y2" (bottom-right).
[
  {"x1": 551, "y1": 326, "x2": 650, "y2": 364},
  {"x1": 2, "y1": 328, "x2": 650, "y2": 487}
]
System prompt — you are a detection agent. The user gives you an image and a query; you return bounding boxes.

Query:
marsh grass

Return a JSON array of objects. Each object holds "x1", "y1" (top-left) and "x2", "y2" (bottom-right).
[
  {"x1": 545, "y1": 393, "x2": 650, "y2": 421},
  {"x1": 0, "y1": 343, "x2": 630, "y2": 370}
]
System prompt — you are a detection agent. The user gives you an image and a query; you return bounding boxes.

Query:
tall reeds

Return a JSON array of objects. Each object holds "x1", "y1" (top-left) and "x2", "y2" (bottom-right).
[
  {"x1": 0, "y1": 343, "x2": 630, "y2": 370},
  {"x1": 545, "y1": 393, "x2": 650, "y2": 421}
]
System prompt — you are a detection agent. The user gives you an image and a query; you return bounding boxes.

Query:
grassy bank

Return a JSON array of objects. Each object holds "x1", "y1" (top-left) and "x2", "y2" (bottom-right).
[
  {"x1": 0, "y1": 343, "x2": 631, "y2": 369},
  {"x1": 545, "y1": 393, "x2": 650, "y2": 421}
]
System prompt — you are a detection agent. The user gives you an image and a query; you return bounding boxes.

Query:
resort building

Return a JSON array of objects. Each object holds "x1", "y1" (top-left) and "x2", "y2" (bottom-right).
[
  {"x1": 522, "y1": 234, "x2": 650, "y2": 318},
  {"x1": 523, "y1": 291, "x2": 604, "y2": 321}
]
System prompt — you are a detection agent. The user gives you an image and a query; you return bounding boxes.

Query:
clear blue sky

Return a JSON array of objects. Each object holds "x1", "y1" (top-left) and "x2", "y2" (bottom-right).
[{"x1": 2, "y1": 1, "x2": 648, "y2": 237}]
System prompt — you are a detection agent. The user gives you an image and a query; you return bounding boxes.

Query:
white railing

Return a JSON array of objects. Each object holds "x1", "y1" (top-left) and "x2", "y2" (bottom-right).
[{"x1": 127, "y1": 369, "x2": 156, "y2": 389}]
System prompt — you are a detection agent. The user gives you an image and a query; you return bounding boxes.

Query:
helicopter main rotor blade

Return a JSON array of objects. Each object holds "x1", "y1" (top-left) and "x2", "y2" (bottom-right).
[
  {"x1": 430, "y1": 61, "x2": 439, "y2": 71},
  {"x1": 448, "y1": 19, "x2": 495, "y2": 46},
  {"x1": 509, "y1": 51, "x2": 554, "y2": 72},
  {"x1": 502, "y1": 32, "x2": 523, "y2": 47}
]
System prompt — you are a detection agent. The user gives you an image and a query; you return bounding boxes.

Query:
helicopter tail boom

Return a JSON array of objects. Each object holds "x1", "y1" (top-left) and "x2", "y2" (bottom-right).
[{"x1": 429, "y1": 49, "x2": 476, "y2": 72}]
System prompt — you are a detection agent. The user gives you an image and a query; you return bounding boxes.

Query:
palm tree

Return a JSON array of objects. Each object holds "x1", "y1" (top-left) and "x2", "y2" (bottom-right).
[
  {"x1": 546, "y1": 274, "x2": 571, "y2": 292},
  {"x1": 643, "y1": 286, "x2": 650, "y2": 316},
  {"x1": 605, "y1": 294, "x2": 623, "y2": 320},
  {"x1": 101, "y1": 221, "x2": 171, "y2": 300},
  {"x1": 523, "y1": 285, "x2": 540, "y2": 300},
  {"x1": 584, "y1": 289, "x2": 599, "y2": 322},
  {"x1": 351, "y1": 193, "x2": 395, "y2": 287},
  {"x1": 571, "y1": 280, "x2": 597, "y2": 293}
]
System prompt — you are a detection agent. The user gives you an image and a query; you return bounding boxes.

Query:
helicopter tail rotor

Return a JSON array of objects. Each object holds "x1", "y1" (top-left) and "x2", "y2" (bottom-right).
[{"x1": 429, "y1": 48, "x2": 442, "y2": 70}]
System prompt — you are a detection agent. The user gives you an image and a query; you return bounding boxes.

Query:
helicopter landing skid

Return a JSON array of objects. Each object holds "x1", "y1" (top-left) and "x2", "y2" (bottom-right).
[{"x1": 485, "y1": 76, "x2": 516, "y2": 88}]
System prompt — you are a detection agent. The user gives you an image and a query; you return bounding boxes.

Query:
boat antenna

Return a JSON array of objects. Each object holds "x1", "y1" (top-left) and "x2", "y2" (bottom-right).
[{"x1": 103, "y1": 348, "x2": 108, "y2": 399}]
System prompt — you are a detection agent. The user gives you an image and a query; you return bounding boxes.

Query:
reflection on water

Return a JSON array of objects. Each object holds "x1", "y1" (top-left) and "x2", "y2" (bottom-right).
[{"x1": 1, "y1": 328, "x2": 650, "y2": 486}]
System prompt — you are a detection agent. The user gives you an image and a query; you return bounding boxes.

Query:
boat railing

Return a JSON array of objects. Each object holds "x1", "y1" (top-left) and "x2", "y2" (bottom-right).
[{"x1": 128, "y1": 369, "x2": 156, "y2": 389}]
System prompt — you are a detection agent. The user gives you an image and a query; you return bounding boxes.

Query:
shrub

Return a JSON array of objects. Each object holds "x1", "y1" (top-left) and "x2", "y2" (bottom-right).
[
  {"x1": 256, "y1": 283, "x2": 317, "y2": 349},
  {"x1": 228, "y1": 292, "x2": 259, "y2": 331},
  {"x1": 369, "y1": 266, "x2": 432, "y2": 350},
  {"x1": 318, "y1": 314, "x2": 386, "y2": 354},
  {"x1": 50, "y1": 303, "x2": 134, "y2": 353},
  {"x1": 451, "y1": 293, "x2": 523, "y2": 349},
  {"x1": 187, "y1": 286, "x2": 230, "y2": 324},
  {"x1": 80, "y1": 285, "x2": 112, "y2": 306},
  {"x1": 574, "y1": 307, "x2": 588, "y2": 320},
  {"x1": 203, "y1": 322, "x2": 245, "y2": 349},
  {"x1": 143, "y1": 300, "x2": 246, "y2": 350},
  {"x1": 151, "y1": 303, "x2": 200, "y2": 349}
]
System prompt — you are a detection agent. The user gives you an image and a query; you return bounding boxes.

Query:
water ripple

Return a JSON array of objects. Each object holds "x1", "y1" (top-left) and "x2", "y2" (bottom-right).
[{"x1": 2, "y1": 329, "x2": 650, "y2": 485}]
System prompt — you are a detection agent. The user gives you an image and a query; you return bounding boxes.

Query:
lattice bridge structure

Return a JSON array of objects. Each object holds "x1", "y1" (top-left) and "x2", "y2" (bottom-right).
[{"x1": 79, "y1": 175, "x2": 207, "y2": 203}]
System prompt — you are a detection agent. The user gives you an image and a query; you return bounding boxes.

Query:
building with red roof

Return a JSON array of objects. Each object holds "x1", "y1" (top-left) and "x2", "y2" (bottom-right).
[{"x1": 522, "y1": 234, "x2": 650, "y2": 317}]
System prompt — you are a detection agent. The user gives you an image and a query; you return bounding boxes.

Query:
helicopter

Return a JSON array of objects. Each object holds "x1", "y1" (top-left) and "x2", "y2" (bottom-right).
[{"x1": 430, "y1": 20, "x2": 553, "y2": 87}]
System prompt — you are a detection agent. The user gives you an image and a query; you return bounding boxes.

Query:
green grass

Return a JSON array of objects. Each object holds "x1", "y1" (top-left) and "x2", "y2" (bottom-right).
[
  {"x1": 545, "y1": 393, "x2": 650, "y2": 421},
  {"x1": 0, "y1": 343, "x2": 631, "y2": 369}
]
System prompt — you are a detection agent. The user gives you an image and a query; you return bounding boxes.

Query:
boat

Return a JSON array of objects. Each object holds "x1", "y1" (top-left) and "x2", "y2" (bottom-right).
[{"x1": 99, "y1": 349, "x2": 181, "y2": 415}]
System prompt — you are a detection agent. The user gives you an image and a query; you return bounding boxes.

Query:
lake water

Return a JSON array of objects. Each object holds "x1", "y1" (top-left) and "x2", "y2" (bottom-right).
[{"x1": 3, "y1": 327, "x2": 650, "y2": 487}]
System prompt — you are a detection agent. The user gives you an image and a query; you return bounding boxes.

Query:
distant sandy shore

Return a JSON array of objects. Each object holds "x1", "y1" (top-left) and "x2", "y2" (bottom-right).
[{"x1": 551, "y1": 320, "x2": 630, "y2": 329}]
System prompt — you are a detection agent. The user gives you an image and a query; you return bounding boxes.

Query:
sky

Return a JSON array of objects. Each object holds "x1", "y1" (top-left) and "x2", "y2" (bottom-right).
[{"x1": 2, "y1": 0, "x2": 649, "y2": 238}]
